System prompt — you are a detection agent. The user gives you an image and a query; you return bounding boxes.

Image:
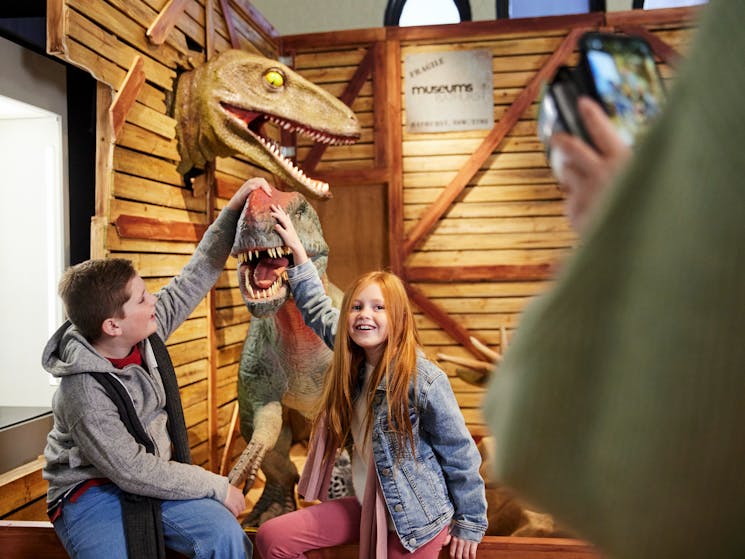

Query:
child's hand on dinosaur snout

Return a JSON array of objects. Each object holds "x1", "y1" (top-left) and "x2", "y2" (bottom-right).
[
  {"x1": 270, "y1": 204, "x2": 309, "y2": 266},
  {"x1": 227, "y1": 177, "x2": 273, "y2": 210}
]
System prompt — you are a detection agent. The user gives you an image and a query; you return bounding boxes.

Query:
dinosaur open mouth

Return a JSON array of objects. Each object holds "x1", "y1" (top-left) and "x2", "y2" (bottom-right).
[
  {"x1": 222, "y1": 103, "x2": 358, "y2": 199},
  {"x1": 237, "y1": 246, "x2": 293, "y2": 301}
]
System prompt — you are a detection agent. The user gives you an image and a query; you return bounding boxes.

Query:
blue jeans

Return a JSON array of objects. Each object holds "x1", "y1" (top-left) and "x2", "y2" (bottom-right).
[{"x1": 53, "y1": 483, "x2": 252, "y2": 559}]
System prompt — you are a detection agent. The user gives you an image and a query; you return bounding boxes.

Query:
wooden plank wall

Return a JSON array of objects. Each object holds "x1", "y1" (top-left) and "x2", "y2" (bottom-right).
[
  {"x1": 283, "y1": 8, "x2": 699, "y2": 438},
  {"x1": 400, "y1": 22, "x2": 583, "y2": 436}
]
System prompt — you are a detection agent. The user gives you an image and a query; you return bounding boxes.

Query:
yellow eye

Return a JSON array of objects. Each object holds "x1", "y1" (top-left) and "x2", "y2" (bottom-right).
[{"x1": 264, "y1": 69, "x2": 285, "y2": 88}]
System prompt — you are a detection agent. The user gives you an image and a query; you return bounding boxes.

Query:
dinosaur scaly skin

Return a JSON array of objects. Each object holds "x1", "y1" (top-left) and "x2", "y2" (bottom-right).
[
  {"x1": 175, "y1": 49, "x2": 360, "y2": 200},
  {"x1": 229, "y1": 186, "x2": 342, "y2": 526}
]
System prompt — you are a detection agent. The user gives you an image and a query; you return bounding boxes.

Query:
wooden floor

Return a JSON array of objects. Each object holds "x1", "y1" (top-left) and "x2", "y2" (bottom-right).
[{"x1": 1, "y1": 520, "x2": 601, "y2": 558}]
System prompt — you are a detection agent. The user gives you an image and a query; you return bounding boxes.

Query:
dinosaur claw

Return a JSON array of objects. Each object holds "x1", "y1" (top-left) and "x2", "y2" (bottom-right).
[
  {"x1": 228, "y1": 441, "x2": 267, "y2": 490},
  {"x1": 241, "y1": 481, "x2": 298, "y2": 528}
]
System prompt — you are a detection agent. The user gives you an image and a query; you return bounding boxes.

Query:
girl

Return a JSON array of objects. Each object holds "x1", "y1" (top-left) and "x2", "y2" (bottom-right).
[{"x1": 255, "y1": 204, "x2": 487, "y2": 559}]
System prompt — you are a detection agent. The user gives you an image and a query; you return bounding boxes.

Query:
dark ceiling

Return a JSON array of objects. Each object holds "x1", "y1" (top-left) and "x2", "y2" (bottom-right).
[
  {"x1": 0, "y1": 0, "x2": 47, "y2": 52},
  {"x1": 0, "y1": 0, "x2": 46, "y2": 19}
]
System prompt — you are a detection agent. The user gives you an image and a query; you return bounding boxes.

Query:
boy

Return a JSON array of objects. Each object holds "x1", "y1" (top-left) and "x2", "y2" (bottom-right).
[{"x1": 42, "y1": 177, "x2": 272, "y2": 559}]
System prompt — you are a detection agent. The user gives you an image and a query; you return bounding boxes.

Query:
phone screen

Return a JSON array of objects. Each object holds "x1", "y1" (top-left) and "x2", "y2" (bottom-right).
[{"x1": 584, "y1": 35, "x2": 666, "y2": 145}]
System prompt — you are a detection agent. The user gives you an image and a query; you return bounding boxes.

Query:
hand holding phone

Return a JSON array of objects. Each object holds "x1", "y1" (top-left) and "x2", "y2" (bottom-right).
[
  {"x1": 538, "y1": 32, "x2": 666, "y2": 152},
  {"x1": 548, "y1": 97, "x2": 634, "y2": 231}
]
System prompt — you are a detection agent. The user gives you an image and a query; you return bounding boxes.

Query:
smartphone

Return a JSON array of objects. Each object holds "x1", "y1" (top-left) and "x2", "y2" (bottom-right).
[
  {"x1": 579, "y1": 32, "x2": 666, "y2": 146},
  {"x1": 537, "y1": 66, "x2": 590, "y2": 149},
  {"x1": 538, "y1": 32, "x2": 666, "y2": 153}
]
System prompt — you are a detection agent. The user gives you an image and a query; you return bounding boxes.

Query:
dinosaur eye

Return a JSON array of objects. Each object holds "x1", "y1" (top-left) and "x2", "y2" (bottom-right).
[{"x1": 264, "y1": 69, "x2": 285, "y2": 88}]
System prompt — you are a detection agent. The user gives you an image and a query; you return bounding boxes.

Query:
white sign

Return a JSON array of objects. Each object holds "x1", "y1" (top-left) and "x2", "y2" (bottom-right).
[{"x1": 404, "y1": 49, "x2": 494, "y2": 133}]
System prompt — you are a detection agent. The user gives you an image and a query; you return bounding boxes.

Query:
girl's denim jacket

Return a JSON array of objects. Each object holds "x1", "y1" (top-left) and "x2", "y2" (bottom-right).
[{"x1": 288, "y1": 261, "x2": 487, "y2": 550}]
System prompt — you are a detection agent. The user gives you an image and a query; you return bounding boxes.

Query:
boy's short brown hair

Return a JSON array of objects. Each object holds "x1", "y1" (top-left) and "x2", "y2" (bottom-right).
[{"x1": 58, "y1": 258, "x2": 137, "y2": 341}]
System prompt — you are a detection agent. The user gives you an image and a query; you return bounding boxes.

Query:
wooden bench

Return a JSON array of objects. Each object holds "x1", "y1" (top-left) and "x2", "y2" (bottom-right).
[{"x1": 1, "y1": 520, "x2": 601, "y2": 558}]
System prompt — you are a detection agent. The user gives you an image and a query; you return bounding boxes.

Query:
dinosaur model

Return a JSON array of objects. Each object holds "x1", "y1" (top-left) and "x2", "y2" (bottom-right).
[
  {"x1": 228, "y1": 185, "x2": 344, "y2": 526},
  {"x1": 173, "y1": 49, "x2": 361, "y2": 523},
  {"x1": 174, "y1": 49, "x2": 360, "y2": 200}
]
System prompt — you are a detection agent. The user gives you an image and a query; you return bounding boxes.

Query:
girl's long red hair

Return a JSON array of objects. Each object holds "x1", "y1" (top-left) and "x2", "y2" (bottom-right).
[{"x1": 312, "y1": 271, "x2": 420, "y2": 463}]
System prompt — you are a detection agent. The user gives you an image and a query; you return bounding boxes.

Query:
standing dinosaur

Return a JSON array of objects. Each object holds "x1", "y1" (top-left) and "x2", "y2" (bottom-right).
[
  {"x1": 173, "y1": 50, "x2": 361, "y2": 524},
  {"x1": 228, "y1": 185, "x2": 342, "y2": 525},
  {"x1": 174, "y1": 49, "x2": 360, "y2": 200}
]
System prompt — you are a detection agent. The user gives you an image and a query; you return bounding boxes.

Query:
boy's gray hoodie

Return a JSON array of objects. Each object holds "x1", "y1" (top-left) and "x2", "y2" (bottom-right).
[{"x1": 42, "y1": 207, "x2": 240, "y2": 506}]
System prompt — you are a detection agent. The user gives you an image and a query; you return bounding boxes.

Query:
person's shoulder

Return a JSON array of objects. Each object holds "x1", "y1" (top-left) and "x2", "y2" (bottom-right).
[
  {"x1": 415, "y1": 353, "x2": 447, "y2": 385},
  {"x1": 57, "y1": 371, "x2": 108, "y2": 400},
  {"x1": 53, "y1": 372, "x2": 113, "y2": 425}
]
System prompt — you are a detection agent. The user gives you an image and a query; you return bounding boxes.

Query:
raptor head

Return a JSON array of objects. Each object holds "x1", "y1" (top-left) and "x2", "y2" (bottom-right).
[
  {"x1": 175, "y1": 49, "x2": 360, "y2": 200},
  {"x1": 231, "y1": 186, "x2": 328, "y2": 317}
]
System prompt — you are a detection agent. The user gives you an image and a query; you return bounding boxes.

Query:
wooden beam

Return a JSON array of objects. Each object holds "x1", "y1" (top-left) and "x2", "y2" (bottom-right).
[
  {"x1": 192, "y1": 172, "x2": 211, "y2": 199},
  {"x1": 615, "y1": 24, "x2": 681, "y2": 66},
  {"x1": 473, "y1": 335, "x2": 503, "y2": 363},
  {"x1": 205, "y1": 163, "x2": 220, "y2": 471},
  {"x1": 281, "y1": 13, "x2": 605, "y2": 50},
  {"x1": 406, "y1": 264, "x2": 554, "y2": 282},
  {"x1": 405, "y1": 283, "x2": 483, "y2": 359},
  {"x1": 231, "y1": 0, "x2": 280, "y2": 41},
  {"x1": 437, "y1": 352, "x2": 495, "y2": 373},
  {"x1": 0, "y1": 458, "x2": 46, "y2": 517},
  {"x1": 218, "y1": 0, "x2": 241, "y2": 49},
  {"x1": 219, "y1": 402, "x2": 240, "y2": 475},
  {"x1": 0, "y1": 521, "x2": 188, "y2": 559},
  {"x1": 604, "y1": 6, "x2": 701, "y2": 28},
  {"x1": 402, "y1": 26, "x2": 589, "y2": 257},
  {"x1": 302, "y1": 45, "x2": 376, "y2": 173},
  {"x1": 205, "y1": 0, "x2": 216, "y2": 59},
  {"x1": 94, "y1": 82, "x2": 115, "y2": 259},
  {"x1": 115, "y1": 215, "x2": 207, "y2": 242},
  {"x1": 146, "y1": 0, "x2": 190, "y2": 46},
  {"x1": 372, "y1": 42, "x2": 387, "y2": 168},
  {"x1": 281, "y1": 28, "x2": 386, "y2": 51},
  {"x1": 46, "y1": 0, "x2": 66, "y2": 55},
  {"x1": 110, "y1": 56, "x2": 145, "y2": 139},
  {"x1": 0, "y1": 522, "x2": 600, "y2": 559},
  {"x1": 384, "y1": 39, "x2": 405, "y2": 276},
  {"x1": 387, "y1": 12, "x2": 604, "y2": 42},
  {"x1": 90, "y1": 216, "x2": 108, "y2": 261}
]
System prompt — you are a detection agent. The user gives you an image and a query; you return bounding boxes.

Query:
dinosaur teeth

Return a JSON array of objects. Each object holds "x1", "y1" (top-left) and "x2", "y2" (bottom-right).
[
  {"x1": 244, "y1": 270, "x2": 254, "y2": 298},
  {"x1": 256, "y1": 132, "x2": 331, "y2": 196},
  {"x1": 241, "y1": 246, "x2": 293, "y2": 265}
]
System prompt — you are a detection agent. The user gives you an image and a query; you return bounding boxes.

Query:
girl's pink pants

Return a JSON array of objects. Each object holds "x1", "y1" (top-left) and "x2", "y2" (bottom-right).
[{"x1": 255, "y1": 496, "x2": 449, "y2": 558}]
